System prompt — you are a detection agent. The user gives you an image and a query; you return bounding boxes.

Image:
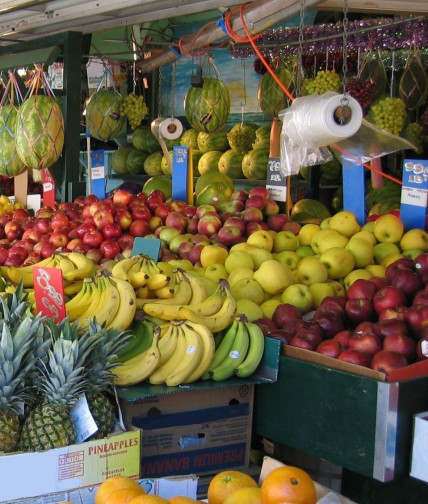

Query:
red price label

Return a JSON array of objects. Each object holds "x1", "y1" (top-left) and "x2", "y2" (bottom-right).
[
  {"x1": 33, "y1": 266, "x2": 66, "y2": 322},
  {"x1": 41, "y1": 168, "x2": 56, "y2": 207}
]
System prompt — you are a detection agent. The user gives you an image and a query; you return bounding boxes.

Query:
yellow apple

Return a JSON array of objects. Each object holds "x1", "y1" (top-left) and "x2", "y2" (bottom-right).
[
  {"x1": 296, "y1": 255, "x2": 329, "y2": 285},
  {"x1": 200, "y1": 244, "x2": 229, "y2": 267},
  {"x1": 320, "y1": 217, "x2": 331, "y2": 229},
  {"x1": 345, "y1": 237, "x2": 374, "y2": 268},
  {"x1": 400, "y1": 228, "x2": 428, "y2": 252},
  {"x1": 273, "y1": 230, "x2": 298, "y2": 253},
  {"x1": 246, "y1": 229, "x2": 274, "y2": 252},
  {"x1": 328, "y1": 210, "x2": 361, "y2": 237},
  {"x1": 224, "y1": 250, "x2": 254, "y2": 273},
  {"x1": 253, "y1": 259, "x2": 294, "y2": 295},
  {"x1": 203, "y1": 263, "x2": 228, "y2": 283},
  {"x1": 231, "y1": 278, "x2": 265, "y2": 304},
  {"x1": 362, "y1": 221, "x2": 375, "y2": 232},
  {"x1": 230, "y1": 242, "x2": 273, "y2": 270},
  {"x1": 317, "y1": 231, "x2": 349, "y2": 253},
  {"x1": 373, "y1": 242, "x2": 401, "y2": 264},
  {"x1": 343, "y1": 268, "x2": 373, "y2": 290},
  {"x1": 168, "y1": 259, "x2": 194, "y2": 271},
  {"x1": 309, "y1": 281, "x2": 337, "y2": 307},
  {"x1": 295, "y1": 245, "x2": 315, "y2": 258},
  {"x1": 298, "y1": 223, "x2": 320, "y2": 246},
  {"x1": 381, "y1": 253, "x2": 404, "y2": 269},
  {"x1": 402, "y1": 248, "x2": 425, "y2": 259},
  {"x1": 373, "y1": 214, "x2": 404, "y2": 243},
  {"x1": 260, "y1": 298, "x2": 282, "y2": 319},
  {"x1": 350, "y1": 229, "x2": 377, "y2": 246},
  {"x1": 319, "y1": 247, "x2": 355, "y2": 279},
  {"x1": 311, "y1": 229, "x2": 342, "y2": 254},
  {"x1": 236, "y1": 298, "x2": 263, "y2": 322},
  {"x1": 365, "y1": 264, "x2": 386, "y2": 278},
  {"x1": 280, "y1": 283, "x2": 314, "y2": 314},
  {"x1": 328, "y1": 280, "x2": 346, "y2": 297},
  {"x1": 227, "y1": 267, "x2": 254, "y2": 287},
  {"x1": 274, "y1": 250, "x2": 301, "y2": 270},
  {"x1": 198, "y1": 276, "x2": 217, "y2": 296}
]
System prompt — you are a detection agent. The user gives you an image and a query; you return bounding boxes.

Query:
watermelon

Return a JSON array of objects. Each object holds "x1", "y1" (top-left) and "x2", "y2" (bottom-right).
[
  {"x1": 195, "y1": 182, "x2": 233, "y2": 206},
  {"x1": 197, "y1": 131, "x2": 229, "y2": 153},
  {"x1": 195, "y1": 171, "x2": 234, "y2": 197},
  {"x1": 227, "y1": 123, "x2": 258, "y2": 154},
  {"x1": 180, "y1": 128, "x2": 199, "y2": 149},
  {"x1": 0, "y1": 105, "x2": 27, "y2": 177},
  {"x1": 161, "y1": 150, "x2": 174, "y2": 176},
  {"x1": 184, "y1": 77, "x2": 230, "y2": 133},
  {"x1": 290, "y1": 199, "x2": 331, "y2": 223},
  {"x1": 258, "y1": 68, "x2": 294, "y2": 117},
  {"x1": 242, "y1": 149, "x2": 269, "y2": 180},
  {"x1": 15, "y1": 95, "x2": 64, "y2": 170},
  {"x1": 142, "y1": 176, "x2": 172, "y2": 199},
  {"x1": 86, "y1": 89, "x2": 125, "y2": 141},
  {"x1": 197, "y1": 151, "x2": 224, "y2": 176},
  {"x1": 218, "y1": 150, "x2": 244, "y2": 179},
  {"x1": 111, "y1": 146, "x2": 135, "y2": 175},
  {"x1": 127, "y1": 149, "x2": 150, "y2": 175},
  {"x1": 164, "y1": 136, "x2": 182, "y2": 150},
  {"x1": 132, "y1": 127, "x2": 161, "y2": 153},
  {"x1": 144, "y1": 151, "x2": 163, "y2": 176},
  {"x1": 252, "y1": 125, "x2": 271, "y2": 150}
]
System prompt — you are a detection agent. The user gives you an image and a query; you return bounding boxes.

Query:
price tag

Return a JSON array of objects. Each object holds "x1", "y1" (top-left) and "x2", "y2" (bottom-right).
[
  {"x1": 91, "y1": 150, "x2": 106, "y2": 200},
  {"x1": 400, "y1": 159, "x2": 428, "y2": 231},
  {"x1": 342, "y1": 159, "x2": 366, "y2": 225},
  {"x1": 132, "y1": 237, "x2": 162, "y2": 261},
  {"x1": 172, "y1": 146, "x2": 191, "y2": 203},
  {"x1": 266, "y1": 157, "x2": 287, "y2": 202},
  {"x1": 33, "y1": 266, "x2": 66, "y2": 322},
  {"x1": 71, "y1": 394, "x2": 98, "y2": 443},
  {"x1": 41, "y1": 168, "x2": 56, "y2": 207}
]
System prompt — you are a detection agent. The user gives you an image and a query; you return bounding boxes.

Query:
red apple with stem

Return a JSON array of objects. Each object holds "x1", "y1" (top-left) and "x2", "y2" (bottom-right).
[
  {"x1": 370, "y1": 350, "x2": 408, "y2": 377},
  {"x1": 373, "y1": 286, "x2": 408, "y2": 314},
  {"x1": 316, "y1": 339, "x2": 343, "y2": 358},
  {"x1": 337, "y1": 348, "x2": 372, "y2": 367}
]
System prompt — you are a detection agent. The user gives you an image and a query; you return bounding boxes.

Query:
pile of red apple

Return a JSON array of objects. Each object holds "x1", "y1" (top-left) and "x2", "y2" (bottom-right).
[
  {"x1": 255, "y1": 254, "x2": 428, "y2": 379},
  {"x1": 0, "y1": 186, "x2": 297, "y2": 268}
]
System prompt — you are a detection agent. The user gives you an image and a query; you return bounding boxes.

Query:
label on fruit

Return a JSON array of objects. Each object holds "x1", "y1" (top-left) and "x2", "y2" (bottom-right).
[
  {"x1": 132, "y1": 237, "x2": 162, "y2": 261},
  {"x1": 400, "y1": 159, "x2": 428, "y2": 231},
  {"x1": 90, "y1": 150, "x2": 106, "y2": 200},
  {"x1": 33, "y1": 266, "x2": 66, "y2": 322},
  {"x1": 41, "y1": 168, "x2": 56, "y2": 208},
  {"x1": 421, "y1": 340, "x2": 428, "y2": 357},
  {"x1": 266, "y1": 157, "x2": 286, "y2": 202},
  {"x1": 71, "y1": 393, "x2": 98, "y2": 443}
]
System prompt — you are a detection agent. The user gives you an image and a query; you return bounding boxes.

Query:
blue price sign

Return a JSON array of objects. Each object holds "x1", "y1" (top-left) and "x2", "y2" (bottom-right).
[{"x1": 400, "y1": 159, "x2": 428, "y2": 231}]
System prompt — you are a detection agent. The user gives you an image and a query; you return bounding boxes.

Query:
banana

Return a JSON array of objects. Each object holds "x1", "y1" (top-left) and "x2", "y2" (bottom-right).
[
  {"x1": 137, "y1": 270, "x2": 193, "y2": 310},
  {"x1": 234, "y1": 321, "x2": 265, "y2": 378},
  {"x1": 184, "y1": 283, "x2": 223, "y2": 317},
  {"x1": 63, "y1": 279, "x2": 84, "y2": 296},
  {"x1": 90, "y1": 275, "x2": 121, "y2": 328},
  {"x1": 128, "y1": 269, "x2": 150, "y2": 289},
  {"x1": 65, "y1": 278, "x2": 95, "y2": 321},
  {"x1": 115, "y1": 319, "x2": 154, "y2": 364},
  {"x1": 111, "y1": 256, "x2": 140, "y2": 281},
  {"x1": 202, "y1": 318, "x2": 240, "y2": 379},
  {"x1": 210, "y1": 317, "x2": 250, "y2": 381},
  {"x1": 55, "y1": 253, "x2": 79, "y2": 277},
  {"x1": 147, "y1": 272, "x2": 171, "y2": 291},
  {"x1": 76, "y1": 277, "x2": 105, "y2": 329},
  {"x1": 1, "y1": 255, "x2": 56, "y2": 287},
  {"x1": 63, "y1": 252, "x2": 96, "y2": 282},
  {"x1": 157, "y1": 322, "x2": 179, "y2": 366},
  {"x1": 182, "y1": 321, "x2": 215, "y2": 384},
  {"x1": 152, "y1": 285, "x2": 176, "y2": 299},
  {"x1": 165, "y1": 322, "x2": 204, "y2": 386},
  {"x1": 187, "y1": 273, "x2": 208, "y2": 306},
  {"x1": 135, "y1": 285, "x2": 150, "y2": 299},
  {"x1": 105, "y1": 275, "x2": 137, "y2": 331},
  {"x1": 112, "y1": 327, "x2": 161, "y2": 386},
  {"x1": 149, "y1": 321, "x2": 187, "y2": 385},
  {"x1": 139, "y1": 255, "x2": 160, "y2": 278}
]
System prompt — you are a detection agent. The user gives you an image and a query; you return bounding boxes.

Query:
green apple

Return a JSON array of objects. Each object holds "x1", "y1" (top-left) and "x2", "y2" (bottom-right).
[
  {"x1": 253, "y1": 259, "x2": 294, "y2": 295},
  {"x1": 203, "y1": 263, "x2": 229, "y2": 283},
  {"x1": 295, "y1": 245, "x2": 315, "y2": 258},
  {"x1": 280, "y1": 283, "x2": 314, "y2": 314},
  {"x1": 320, "y1": 217, "x2": 331, "y2": 230},
  {"x1": 274, "y1": 250, "x2": 301, "y2": 270},
  {"x1": 224, "y1": 250, "x2": 254, "y2": 273},
  {"x1": 319, "y1": 247, "x2": 355, "y2": 279},
  {"x1": 311, "y1": 229, "x2": 342, "y2": 254},
  {"x1": 231, "y1": 278, "x2": 265, "y2": 304},
  {"x1": 227, "y1": 267, "x2": 254, "y2": 287},
  {"x1": 298, "y1": 223, "x2": 320, "y2": 246},
  {"x1": 365, "y1": 264, "x2": 386, "y2": 278},
  {"x1": 345, "y1": 237, "x2": 374, "y2": 268},
  {"x1": 350, "y1": 229, "x2": 377, "y2": 246},
  {"x1": 168, "y1": 259, "x2": 194, "y2": 271},
  {"x1": 309, "y1": 281, "x2": 337, "y2": 307},
  {"x1": 400, "y1": 228, "x2": 428, "y2": 252},
  {"x1": 246, "y1": 229, "x2": 274, "y2": 252},
  {"x1": 158, "y1": 226, "x2": 182, "y2": 245},
  {"x1": 373, "y1": 242, "x2": 401, "y2": 264},
  {"x1": 260, "y1": 298, "x2": 282, "y2": 319},
  {"x1": 296, "y1": 255, "x2": 329, "y2": 285},
  {"x1": 200, "y1": 244, "x2": 229, "y2": 267},
  {"x1": 273, "y1": 230, "x2": 298, "y2": 253},
  {"x1": 343, "y1": 268, "x2": 373, "y2": 290},
  {"x1": 236, "y1": 299, "x2": 263, "y2": 322},
  {"x1": 169, "y1": 233, "x2": 193, "y2": 254},
  {"x1": 329, "y1": 210, "x2": 361, "y2": 237},
  {"x1": 402, "y1": 248, "x2": 425, "y2": 259},
  {"x1": 362, "y1": 221, "x2": 375, "y2": 232},
  {"x1": 373, "y1": 213, "x2": 404, "y2": 243},
  {"x1": 230, "y1": 242, "x2": 273, "y2": 269},
  {"x1": 328, "y1": 280, "x2": 346, "y2": 297},
  {"x1": 317, "y1": 231, "x2": 349, "y2": 253}
]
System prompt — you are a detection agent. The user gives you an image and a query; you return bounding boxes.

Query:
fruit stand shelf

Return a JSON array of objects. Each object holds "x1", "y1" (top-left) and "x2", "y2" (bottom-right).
[{"x1": 254, "y1": 354, "x2": 428, "y2": 483}]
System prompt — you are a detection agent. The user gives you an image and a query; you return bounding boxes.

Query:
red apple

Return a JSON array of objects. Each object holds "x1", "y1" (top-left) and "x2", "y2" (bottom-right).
[
  {"x1": 100, "y1": 240, "x2": 121, "y2": 259},
  {"x1": 241, "y1": 207, "x2": 264, "y2": 224},
  {"x1": 289, "y1": 333, "x2": 320, "y2": 351},
  {"x1": 0, "y1": 247, "x2": 9, "y2": 265},
  {"x1": 129, "y1": 219, "x2": 150, "y2": 238},
  {"x1": 316, "y1": 339, "x2": 343, "y2": 358},
  {"x1": 39, "y1": 242, "x2": 59, "y2": 259},
  {"x1": 93, "y1": 208, "x2": 114, "y2": 229},
  {"x1": 346, "y1": 278, "x2": 378, "y2": 300},
  {"x1": 337, "y1": 348, "x2": 372, "y2": 367},
  {"x1": 170, "y1": 200, "x2": 188, "y2": 212},
  {"x1": 154, "y1": 203, "x2": 173, "y2": 221},
  {"x1": 245, "y1": 221, "x2": 268, "y2": 237},
  {"x1": 272, "y1": 303, "x2": 302, "y2": 328},
  {"x1": 370, "y1": 350, "x2": 408, "y2": 377},
  {"x1": 249, "y1": 186, "x2": 270, "y2": 199},
  {"x1": 312, "y1": 311, "x2": 345, "y2": 339},
  {"x1": 315, "y1": 297, "x2": 347, "y2": 319},
  {"x1": 345, "y1": 298, "x2": 376, "y2": 325},
  {"x1": 197, "y1": 214, "x2": 222, "y2": 237},
  {"x1": 83, "y1": 194, "x2": 99, "y2": 207},
  {"x1": 369, "y1": 276, "x2": 388, "y2": 290},
  {"x1": 50, "y1": 212, "x2": 70, "y2": 231},
  {"x1": 165, "y1": 211, "x2": 188, "y2": 232},
  {"x1": 49, "y1": 231, "x2": 69, "y2": 248},
  {"x1": 186, "y1": 215, "x2": 200, "y2": 234},
  {"x1": 219, "y1": 200, "x2": 245, "y2": 215},
  {"x1": 263, "y1": 198, "x2": 280, "y2": 216},
  {"x1": 385, "y1": 257, "x2": 415, "y2": 283},
  {"x1": 217, "y1": 225, "x2": 244, "y2": 247},
  {"x1": 101, "y1": 222, "x2": 122, "y2": 240},
  {"x1": 114, "y1": 210, "x2": 133, "y2": 230},
  {"x1": 404, "y1": 304, "x2": 428, "y2": 336},
  {"x1": 12, "y1": 208, "x2": 31, "y2": 223},
  {"x1": 146, "y1": 190, "x2": 166, "y2": 209},
  {"x1": 148, "y1": 215, "x2": 164, "y2": 233},
  {"x1": 131, "y1": 204, "x2": 152, "y2": 222},
  {"x1": 412, "y1": 290, "x2": 428, "y2": 307},
  {"x1": 245, "y1": 195, "x2": 266, "y2": 211},
  {"x1": 76, "y1": 221, "x2": 96, "y2": 238},
  {"x1": 8, "y1": 245, "x2": 29, "y2": 262},
  {"x1": 353, "y1": 321, "x2": 377, "y2": 335},
  {"x1": 187, "y1": 243, "x2": 206, "y2": 265},
  {"x1": 378, "y1": 305, "x2": 407, "y2": 322},
  {"x1": 333, "y1": 330, "x2": 353, "y2": 349},
  {"x1": 348, "y1": 330, "x2": 382, "y2": 356},
  {"x1": 195, "y1": 204, "x2": 218, "y2": 219},
  {"x1": 281, "y1": 221, "x2": 302, "y2": 235},
  {"x1": 117, "y1": 234, "x2": 135, "y2": 252},
  {"x1": 22, "y1": 252, "x2": 42, "y2": 266},
  {"x1": 182, "y1": 206, "x2": 197, "y2": 219},
  {"x1": 113, "y1": 189, "x2": 133, "y2": 206},
  {"x1": 223, "y1": 216, "x2": 246, "y2": 235},
  {"x1": 373, "y1": 286, "x2": 408, "y2": 314},
  {"x1": 373, "y1": 319, "x2": 409, "y2": 340},
  {"x1": 82, "y1": 229, "x2": 104, "y2": 248},
  {"x1": 177, "y1": 241, "x2": 193, "y2": 260},
  {"x1": 253, "y1": 317, "x2": 278, "y2": 336},
  {"x1": 390, "y1": 267, "x2": 424, "y2": 298},
  {"x1": 85, "y1": 247, "x2": 103, "y2": 264},
  {"x1": 382, "y1": 334, "x2": 417, "y2": 362},
  {"x1": 266, "y1": 213, "x2": 289, "y2": 232},
  {"x1": 414, "y1": 253, "x2": 428, "y2": 279},
  {"x1": 35, "y1": 207, "x2": 54, "y2": 219},
  {"x1": 66, "y1": 238, "x2": 84, "y2": 251}
]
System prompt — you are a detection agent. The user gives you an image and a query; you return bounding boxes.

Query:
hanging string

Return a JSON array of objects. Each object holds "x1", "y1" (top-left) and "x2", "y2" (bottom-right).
[{"x1": 296, "y1": 0, "x2": 305, "y2": 98}]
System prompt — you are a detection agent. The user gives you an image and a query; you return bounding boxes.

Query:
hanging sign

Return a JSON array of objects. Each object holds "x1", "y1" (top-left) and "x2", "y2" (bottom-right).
[
  {"x1": 400, "y1": 159, "x2": 428, "y2": 231},
  {"x1": 33, "y1": 266, "x2": 66, "y2": 323},
  {"x1": 42, "y1": 168, "x2": 56, "y2": 207},
  {"x1": 342, "y1": 159, "x2": 366, "y2": 225},
  {"x1": 90, "y1": 150, "x2": 106, "y2": 200},
  {"x1": 172, "y1": 145, "x2": 193, "y2": 204},
  {"x1": 266, "y1": 157, "x2": 287, "y2": 202}
]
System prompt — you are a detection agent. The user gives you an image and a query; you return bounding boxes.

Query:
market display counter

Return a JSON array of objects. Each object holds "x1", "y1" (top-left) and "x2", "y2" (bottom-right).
[{"x1": 253, "y1": 354, "x2": 428, "y2": 502}]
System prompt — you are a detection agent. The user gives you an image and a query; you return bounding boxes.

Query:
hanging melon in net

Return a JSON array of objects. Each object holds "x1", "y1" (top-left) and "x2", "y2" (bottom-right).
[
  {"x1": 15, "y1": 95, "x2": 64, "y2": 170},
  {"x1": 257, "y1": 68, "x2": 295, "y2": 117},
  {"x1": 399, "y1": 52, "x2": 427, "y2": 110},
  {"x1": 0, "y1": 105, "x2": 27, "y2": 176},
  {"x1": 86, "y1": 89, "x2": 125, "y2": 141}
]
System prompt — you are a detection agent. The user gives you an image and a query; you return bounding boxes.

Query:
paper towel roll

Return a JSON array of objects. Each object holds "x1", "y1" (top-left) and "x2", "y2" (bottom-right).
[
  {"x1": 151, "y1": 117, "x2": 183, "y2": 141},
  {"x1": 279, "y1": 91, "x2": 363, "y2": 148}
]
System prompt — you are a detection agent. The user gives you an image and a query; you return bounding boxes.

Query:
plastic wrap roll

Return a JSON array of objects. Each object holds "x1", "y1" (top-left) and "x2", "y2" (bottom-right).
[{"x1": 151, "y1": 117, "x2": 183, "y2": 140}]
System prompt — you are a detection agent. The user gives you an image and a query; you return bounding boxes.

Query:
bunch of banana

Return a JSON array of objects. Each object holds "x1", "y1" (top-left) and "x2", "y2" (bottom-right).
[
  {"x1": 142, "y1": 278, "x2": 237, "y2": 333},
  {"x1": 65, "y1": 272, "x2": 137, "y2": 331},
  {"x1": 148, "y1": 319, "x2": 215, "y2": 387},
  {"x1": 0, "y1": 251, "x2": 96, "y2": 289},
  {"x1": 202, "y1": 315, "x2": 265, "y2": 381}
]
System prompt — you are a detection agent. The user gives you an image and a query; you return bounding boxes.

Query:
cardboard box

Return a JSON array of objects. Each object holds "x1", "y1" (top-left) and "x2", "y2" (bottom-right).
[
  {"x1": 0, "y1": 429, "x2": 141, "y2": 503},
  {"x1": 120, "y1": 384, "x2": 254, "y2": 478},
  {"x1": 410, "y1": 411, "x2": 428, "y2": 482}
]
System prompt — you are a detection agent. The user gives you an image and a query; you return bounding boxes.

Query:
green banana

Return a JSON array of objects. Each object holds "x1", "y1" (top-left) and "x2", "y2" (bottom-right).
[
  {"x1": 235, "y1": 321, "x2": 265, "y2": 378},
  {"x1": 114, "y1": 319, "x2": 154, "y2": 364}
]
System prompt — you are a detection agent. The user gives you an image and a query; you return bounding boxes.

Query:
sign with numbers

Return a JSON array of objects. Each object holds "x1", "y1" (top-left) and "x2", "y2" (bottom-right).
[
  {"x1": 266, "y1": 157, "x2": 287, "y2": 202},
  {"x1": 400, "y1": 159, "x2": 428, "y2": 231},
  {"x1": 33, "y1": 266, "x2": 66, "y2": 322}
]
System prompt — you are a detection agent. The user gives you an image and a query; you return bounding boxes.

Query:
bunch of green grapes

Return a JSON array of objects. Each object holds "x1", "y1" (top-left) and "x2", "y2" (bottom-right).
[
  {"x1": 119, "y1": 93, "x2": 149, "y2": 130},
  {"x1": 302, "y1": 70, "x2": 342, "y2": 95},
  {"x1": 403, "y1": 122, "x2": 424, "y2": 153},
  {"x1": 367, "y1": 96, "x2": 407, "y2": 136}
]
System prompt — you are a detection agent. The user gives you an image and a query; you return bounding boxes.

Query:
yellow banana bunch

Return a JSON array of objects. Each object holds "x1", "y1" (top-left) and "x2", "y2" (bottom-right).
[{"x1": 135, "y1": 269, "x2": 193, "y2": 309}]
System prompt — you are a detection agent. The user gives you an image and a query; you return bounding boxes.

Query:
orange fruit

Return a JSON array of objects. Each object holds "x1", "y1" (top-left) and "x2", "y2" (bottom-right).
[
  {"x1": 223, "y1": 486, "x2": 262, "y2": 504},
  {"x1": 260, "y1": 466, "x2": 316, "y2": 504},
  {"x1": 168, "y1": 497, "x2": 203, "y2": 504},
  {"x1": 103, "y1": 487, "x2": 146, "y2": 504},
  {"x1": 207, "y1": 470, "x2": 258, "y2": 504},
  {"x1": 96, "y1": 476, "x2": 145, "y2": 504},
  {"x1": 128, "y1": 497, "x2": 170, "y2": 504}
]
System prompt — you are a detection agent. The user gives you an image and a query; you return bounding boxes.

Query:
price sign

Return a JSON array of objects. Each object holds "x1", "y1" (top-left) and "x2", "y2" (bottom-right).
[
  {"x1": 33, "y1": 266, "x2": 66, "y2": 322},
  {"x1": 132, "y1": 237, "x2": 162, "y2": 261},
  {"x1": 91, "y1": 150, "x2": 106, "y2": 200},
  {"x1": 266, "y1": 157, "x2": 287, "y2": 202},
  {"x1": 400, "y1": 159, "x2": 428, "y2": 231},
  {"x1": 41, "y1": 168, "x2": 56, "y2": 207}
]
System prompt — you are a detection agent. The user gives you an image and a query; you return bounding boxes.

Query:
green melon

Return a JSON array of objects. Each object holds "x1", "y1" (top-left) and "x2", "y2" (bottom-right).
[
  {"x1": 290, "y1": 199, "x2": 331, "y2": 223},
  {"x1": 258, "y1": 68, "x2": 295, "y2": 117},
  {"x1": 142, "y1": 176, "x2": 172, "y2": 199},
  {"x1": 111, "y1": 146, "x2": 135, "y2": 175},
  {"x1": 252, "y1": 125, "x2": 272, "y2": 150},
  {"x1": 144, "y1": 151, "x2": 163, "y2": 176},
  {"x1": 161, "y1": 150, "x2": 174, "y2": 176},
  {"x1": 0, "y1": 105, "x2": 27, "y2": 177},
  {"x1": 86, "y1": 89, "x2": 125, "y2": 141},
  {"x1": 242, "y1": 149, "x2": 269, "y2": 180},
  {"x1": 218, "y1": 150, "x2": 244, "y2": 179},
  {"x1": 195, "y1": 182, "x2": 233, "y2": 206},
  {"x1": 227, "y1": 123, "x2": 258, "y2": 154},
  {"x1": 197, "y1": 151, "x2": 224, "y2": 176},
  {"x1": 197, "y1": 131, "x2": 229, "y2": 153},
  {"x1": 132, "y1": 127, "x2": 161, "y2": 153},
  {"x1": 368, "y1": 201, "x2": 400, "y2": 216},
  {"x1": 180, "y1": 128, "x2": 200, "y2": 149},
  {"x1": 195, "y1": 171, "x2": 234, "y2": 196},
  {"x1": 127, "y1": 149, "x2": 150, "y2": 175}
]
